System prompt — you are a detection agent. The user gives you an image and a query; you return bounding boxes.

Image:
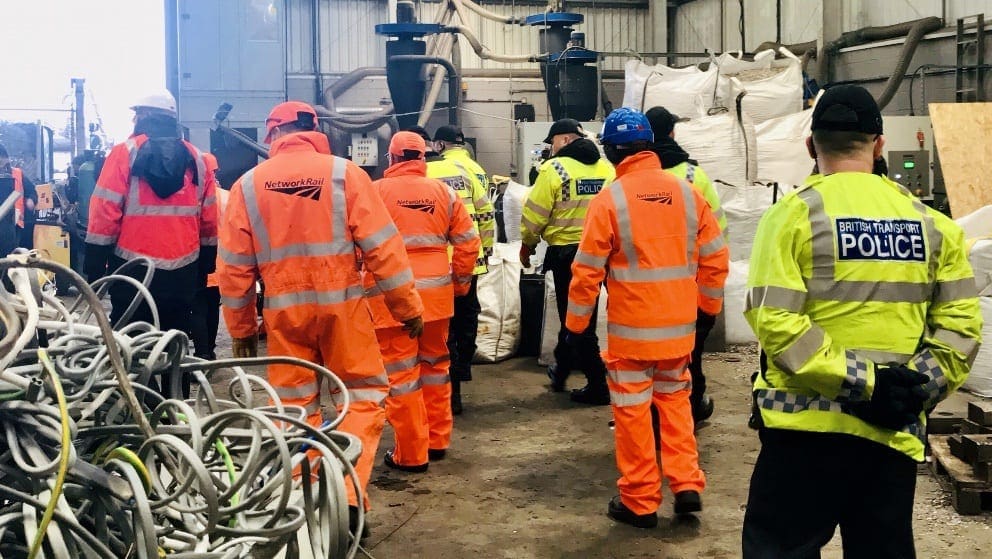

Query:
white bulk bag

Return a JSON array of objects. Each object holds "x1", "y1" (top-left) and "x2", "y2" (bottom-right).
[
  {"x1": 717, "y1": 183, "x2": 775, "y2": 262},
  {"x1": 474, "y1": 242, "x2": 522, "y2": 363},
  {"x1": 715, "y1": 49, "x2": 775, "y2": 75},
  {"x1": 675, "y1": 108, "x2": 758, "y2": 187},
  {"x1": 622, "y1": 59, "x2": 700, "y2": 110},
  {"x1": 956, "y1": 205, "x2": 992, "y2": 239},
  {"x1": 755, "y1": 108, "x2": 815, "y2": 188},
  {"x1": 962, "y1": 297, "x2": 992, "y2": 397},
  {"x1": 725, "y1": 260, "x2": 758, "y2": 344},
  {"x1": 736, "y1": 49, "x2": 805, "y2": 123},
  {"x1": 640, "y1": 65, "x2": 724, "y2": 118},
  {"x1": 968, "y1": 238, "x2": 992, "y2": 295},
  {"x1": 500, "y1": 180, "x2": 530, "y2": 243}
]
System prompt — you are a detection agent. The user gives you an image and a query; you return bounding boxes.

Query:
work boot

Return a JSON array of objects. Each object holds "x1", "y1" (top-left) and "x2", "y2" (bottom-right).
[
  {"x1": 570, "y1": 384, "x2": 610, "y2": 406},
  {"x1": 547, "y1": 365, "x2": 567, "y2": 392},
  {"x1": 451, "y1": 379, "x2": 463, "y2": 416},
  {"x1": 348, "y1": 506, "x2": 371, "y2": 541},
  {"x1": 607, "y1": 496, "x2": 658, "y2": 528},
  {"x1": 383, "y1": 450, "x2": 428, "y2": 473},
  {"x1": 692, "y1": 395, "x2": 715, "y2": 424},
  {"x1": 428, "y1": 448, "x2": 447, "y2": 461},
  {"x1": 673, "y1": 490, "x2": 702, "y2": 515}
]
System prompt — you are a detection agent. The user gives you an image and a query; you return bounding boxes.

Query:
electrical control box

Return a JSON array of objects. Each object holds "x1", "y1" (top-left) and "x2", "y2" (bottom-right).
[
  {"x1": 515, "y1": 121, "x2": 602, "y2": 185},
  {"x1": 882, "y1": 116, "x2": 938, "y2": 200},
  {"x1": 350, "y1": 133, "x2": 379, "y2": 167}
]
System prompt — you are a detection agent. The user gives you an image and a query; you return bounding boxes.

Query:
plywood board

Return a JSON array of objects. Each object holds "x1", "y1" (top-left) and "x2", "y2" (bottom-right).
[{"x1": 929, "y1": 103, "x2": 992, "y2": 218}]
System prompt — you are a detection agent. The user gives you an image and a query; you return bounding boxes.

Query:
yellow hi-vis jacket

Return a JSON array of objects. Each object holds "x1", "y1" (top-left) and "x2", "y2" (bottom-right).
[
  {"x1": 665, "y1": 162, "x2": 727, "y2": 233},
  {"x1": 746, "y1": 172, "x2": 981, "y2": 461},
  {"x1": 426, "y1": 155, "x2": 494, "y2": 275},
  {"x1": 520, "y1": 155, "x2": 615, "y2": 248}
]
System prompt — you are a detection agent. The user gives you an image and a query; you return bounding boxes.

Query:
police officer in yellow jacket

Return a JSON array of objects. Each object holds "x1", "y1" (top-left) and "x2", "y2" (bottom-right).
[
  {"x1": 646, "y1": 106, "x2": 727, "y2": 423},
  {"x1": 742, "y1": 85, "x2": 981, "y2": 558},
  {"x1": 520, "y1": 119, "x2": 616, "y2": 405},
  {"x1": 408, "y1": 126, "x2": 495, "y2": 414}
]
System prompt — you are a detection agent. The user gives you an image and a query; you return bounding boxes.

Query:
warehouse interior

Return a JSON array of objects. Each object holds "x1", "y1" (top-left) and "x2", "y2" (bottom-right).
[{"x1": 2, "y1": 0, "x2": 992, "y2": 558}]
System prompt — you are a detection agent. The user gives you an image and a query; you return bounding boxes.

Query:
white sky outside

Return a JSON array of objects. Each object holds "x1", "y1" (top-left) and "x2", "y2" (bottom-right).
[{"x1": 0, "y1": 0, "x2": 165, "y2": 145}]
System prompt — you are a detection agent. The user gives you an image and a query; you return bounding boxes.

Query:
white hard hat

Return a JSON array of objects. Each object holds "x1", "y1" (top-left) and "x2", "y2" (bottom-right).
[{"x1": 130, "y1": 89, "x2": 178, "y2": 117}]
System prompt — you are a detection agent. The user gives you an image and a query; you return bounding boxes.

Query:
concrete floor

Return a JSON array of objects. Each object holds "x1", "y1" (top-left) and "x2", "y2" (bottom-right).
[{"x1": 352, "y1": 348, "x2": 992, "y2": 559}]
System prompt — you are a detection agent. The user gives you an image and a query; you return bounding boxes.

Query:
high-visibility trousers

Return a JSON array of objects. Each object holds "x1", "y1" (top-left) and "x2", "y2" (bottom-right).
[
  {"x1": 265, "y1": 303, "x2": 389, "y2": 511},
  {"x1": 378, "y1": 319, "x2": 453, "y2": 466},
  {"x1": 605, "y1": 354, "x2": 706, "y2": 515}
]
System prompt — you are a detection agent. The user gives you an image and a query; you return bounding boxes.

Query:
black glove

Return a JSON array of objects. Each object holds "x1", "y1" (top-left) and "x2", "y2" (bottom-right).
[
  {"x1": 696, "y1": 309, "x2": 717, "y2": 332},
  {"x1": 852, "y1": 365, "x2": 929, "y2": 431},
  {"x1": 564, "y1": 330, "x2": 582, "y2": 347}
]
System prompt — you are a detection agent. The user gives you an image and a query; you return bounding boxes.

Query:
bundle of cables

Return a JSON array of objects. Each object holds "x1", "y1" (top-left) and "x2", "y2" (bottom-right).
[{"x1": 0, "y1": 244, "x2": 366, "y2": 558}]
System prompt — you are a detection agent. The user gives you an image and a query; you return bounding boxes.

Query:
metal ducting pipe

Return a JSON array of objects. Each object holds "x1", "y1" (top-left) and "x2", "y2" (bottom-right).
[
  {"x1": 454, "y1": 0, "x2": 527, "y2": 25},
  {"x1": 214, "y1": 125, "x2": 269, "y2": 159},
  {"x1": 753, "y1": 40, "x2": 818, "y2": 58},
  {"x1": 320, "y1": 67, "x2": 397, "y2": 133},
  {"x1": 448, "y1": 25, "x2": 546, "y2": 62}
]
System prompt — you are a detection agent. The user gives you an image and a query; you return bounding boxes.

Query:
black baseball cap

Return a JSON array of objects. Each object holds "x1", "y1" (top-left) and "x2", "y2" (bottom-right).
[
  {"x1": 543, "y1": 118, "x2": 584, "y2": 144},
  {"x1": 404, "y1": 125, "x2": 432, "y2": 142},
  {"x1": 434, "y1": 125, "x2": 465, "y2": 144},
  {"x1": 645, "y1": 106, "x2": 681, "y2": 137},
  {"x1": 811, "y1": 85, "x2": 883, "y2": 134}
]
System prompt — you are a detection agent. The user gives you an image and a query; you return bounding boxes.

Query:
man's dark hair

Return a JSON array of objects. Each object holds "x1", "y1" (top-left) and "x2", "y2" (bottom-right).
[
  {"x1": 811, "y1": 130, "x2": 877, "y2": 158},
  {"x1": 603, "y1": 141, "x2": 652, "y2": 166}
]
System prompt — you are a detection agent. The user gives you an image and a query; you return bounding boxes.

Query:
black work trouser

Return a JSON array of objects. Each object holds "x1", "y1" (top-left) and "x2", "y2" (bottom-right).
[
  {"x1": 688, "y1": 313, "x2": 716, "y2": 406},
  {"x1": 546, "y1": 244, "x2": 607, "y2": 387},
  {"x1": 190, "y1": 286, "x2": 221, "y2": 360},
  {"x1": 448, "y1": 275, "x2": 480, "y2": 382},
  {"x1": 743, "y1": 428, "x2": 917, "y2": 559},
  {"x1": 108, "y1": 256, "x2": 198, "y2": 399}
]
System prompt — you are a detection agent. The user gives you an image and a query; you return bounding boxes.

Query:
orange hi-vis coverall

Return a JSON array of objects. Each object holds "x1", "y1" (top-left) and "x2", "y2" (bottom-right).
[
  {"x1": 565, "y1": 150, "x2": 729, "y2": 515},
  {"x1": 216, "y1": 131, "x2": 423, "y2": 508},
  {"x1": 366, "y1": 159, "x2": 480, "y2": 466}
]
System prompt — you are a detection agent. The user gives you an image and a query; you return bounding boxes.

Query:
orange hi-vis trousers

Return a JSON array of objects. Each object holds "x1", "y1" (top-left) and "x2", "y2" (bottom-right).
[
  {"x1": 605, "y1": 354, "x2": 706, "y2": 515},
  {"x1": 378, "y1": 319, "x2": 453, "y2": 466}
]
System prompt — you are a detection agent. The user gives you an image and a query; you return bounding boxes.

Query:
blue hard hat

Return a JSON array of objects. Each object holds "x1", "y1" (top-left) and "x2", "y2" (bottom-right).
[{"x1": 599, "y1": 107, "x2": 654, "y2": 145}]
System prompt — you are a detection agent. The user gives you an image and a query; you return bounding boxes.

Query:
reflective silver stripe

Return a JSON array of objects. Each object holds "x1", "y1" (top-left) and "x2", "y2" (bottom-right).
[
  {"x1": 698, "y1": 235, "x2": 726, "y2": 257},
  {"x1": 218, "y1": 246, "x2": 256, "y2": 266},
  {"x1": 240, "y1": 170, "x2": 273, "y2": 263},
  {"x1": 200, "y1": 236, "x2": 218, "y2": 246},
  {"x1": 474, "y1": 194, "x2": 492, "y2": 211},
  {"x1": 713, "y1": 207, "x2": 727, "y2": 223},
  {"x1": 852, "y1": 349, "x2": 913, "y2": 366},
  {"x1": 746, "y1": 286, "x2": 807, "y2": 313},
  {"x1": 449, "y1": 230, "x2": 478, "y2": 244},
  {"x1": 113, "y1": 245, "x2": 200, "y2": 271},
  {"x1": 699, "y1": 285, "x2": 724, "y2": 299},
  {"x1": 608, "y1": 321, "x2": 695, "y2": 341},
  {"x1": 348, "y1": 388, "x2": 387, "y2": 404},
  {"x1": 85, "y1": 232, "x2": 117, "y2": 245},
  {"x1": 221, "y1": 293, "x2": 256, "y2": 309},
  {"x1": 678, "y1": 178, "x2": 698, "y2": 264},
  {"x1": 274, "y1": 382, "x2": 320, "y2": 399},
  {"x1": 653, "y1": 380, "x2": 691, "y2": 393},
  {"x1": 421, "y1": 374, "x2": 450, "y2": 385},
  {"x1": 567, "y1": 300, "x2": 594, "y2": 317},
  {"x1": 389, "y1": 379, "x2": 423, "y2": 397},
  {"x1": 376, "y1": 269, "x2": 414, "y2": 292},
  {"x1": 805, "y1": 278, "x2": 930, "y2": 304},
  {"x1": 609, "y1": 265, "x2": 692, "y2": 282},
  {"x1": 521, "y1": 217, "x2": 543, "y2": 237},
  {"x1": 772, "y1": 326, "x2": 825, "y2": 374},
  {"x1": 837, "y1": 350, "x2": 870, "y2": 402},
  {"x1": 454, "y1": 275, "x2": 472, "y2": 285},
  {"x1": 609, "y1": 389, "x2": 652, "y2": 407},
  {"x1": 191, "y1": 146, "x2": 207, "y2": 200},
  {"x1": 419, "y1": 353, "x2": 450, "y2": 365},
  {"x1": 357, "y1": 223, "x2": 399, "y2": 253},
  {"x1": 125, "y1": 138, "x2": 139, "y2": 165},
  {"x1": 653, "y1": 363, "x2": 687, "y2": 380},
  {"x1": 92, "y1": 186, "x2": 124, "y2": 204},
  {"x1": 344, "y1": 374, "x2": 389, "y2": 388},
  {"x1": 933, "y1": 277, "x2": 979, "y2": 303},
  {"x1": 523, "y1": 199, "x2": 552, "y2": 219},
  {"x1": 756, "y1": 388, "x2": 843, "y2": 413},
  {"x1": 608, "y1": 368, "x2": 652, "y2": 384},
  {"x1": 264, "y1": 285, "x2": 366, "y2": 309},
  {"x1": 912, "y1": 349, "x2": 948, "y2": 405},
  {"x1": 797, "y1": 188, "x2": 835, "y2": 280},
  {"x1": 403, "y1": 233, "x2": 448, "y2": 247},
  {"x1": 933, "y1": 328, "x2": 981, "y2": 363},
  {"x1": 330, "y1": 157, "x2": 348, "y2": 242},
  {"x1": 574, "y1": 250, "x2": 607, "y2": 269},
  {"x1": 546, "y1": 217, "x2": 586, "y2": 229},
  {"x1": 385, "y1": 356, "x2": 419, "y2": 374},
  {"x1": 610, "y1": 180, "x2": 639, "y2": 270},
  {"x1": 551, "y1": 160, "x2": 571, "y2": 184},
  {"x1": 268, "y1": 240, "x2": 355, "y2": 262},
  {"x1": 203, "y1": 194, "x2": 216, "y2": 207},
  {"x1": 416, "y1": 274, "x2": 452, "y2": 289},
  {"x1": 127, "y1": 205, "x2": 200, "y2": 217},
  {"x1": 558, "y1": 200, "x2": 587, "y2": 210},
  {"x1": 910, "y1": 194, "x2": 942, "y2": 289}
]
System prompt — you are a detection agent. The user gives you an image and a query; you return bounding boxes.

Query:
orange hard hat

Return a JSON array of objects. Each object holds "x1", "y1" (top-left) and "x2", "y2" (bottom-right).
[
  {"x1": 388, "y1": 131, "x2": 426, "y2": 158},
  {"x1": 264, "y1": 101, "x2": 318, "y2": 143}
]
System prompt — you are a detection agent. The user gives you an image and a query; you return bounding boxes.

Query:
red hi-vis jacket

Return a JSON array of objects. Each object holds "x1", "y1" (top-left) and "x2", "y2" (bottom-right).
[
  {"x1": 86, "y1": 135, "x2": 218, "y2": 269},
  {"x1": 217, "y1": 131, "x2": 423, "y2": 338},
  {"x1": 565, "y1": 151, "x2": 730, "y2": 360},
  {"x1": 365, "y1": 160, "x2": 480, "y2": 328}
]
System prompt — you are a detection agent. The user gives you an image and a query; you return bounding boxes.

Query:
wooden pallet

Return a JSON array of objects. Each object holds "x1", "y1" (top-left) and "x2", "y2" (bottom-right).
[{"x1": 929, "y1": 436, "x2": 992, "y2": 515}]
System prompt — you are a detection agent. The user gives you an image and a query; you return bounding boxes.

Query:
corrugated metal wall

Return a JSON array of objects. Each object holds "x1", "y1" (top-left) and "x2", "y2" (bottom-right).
[{"x1": 286, "y1": 0, "x2": 650, "y2": 75}]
